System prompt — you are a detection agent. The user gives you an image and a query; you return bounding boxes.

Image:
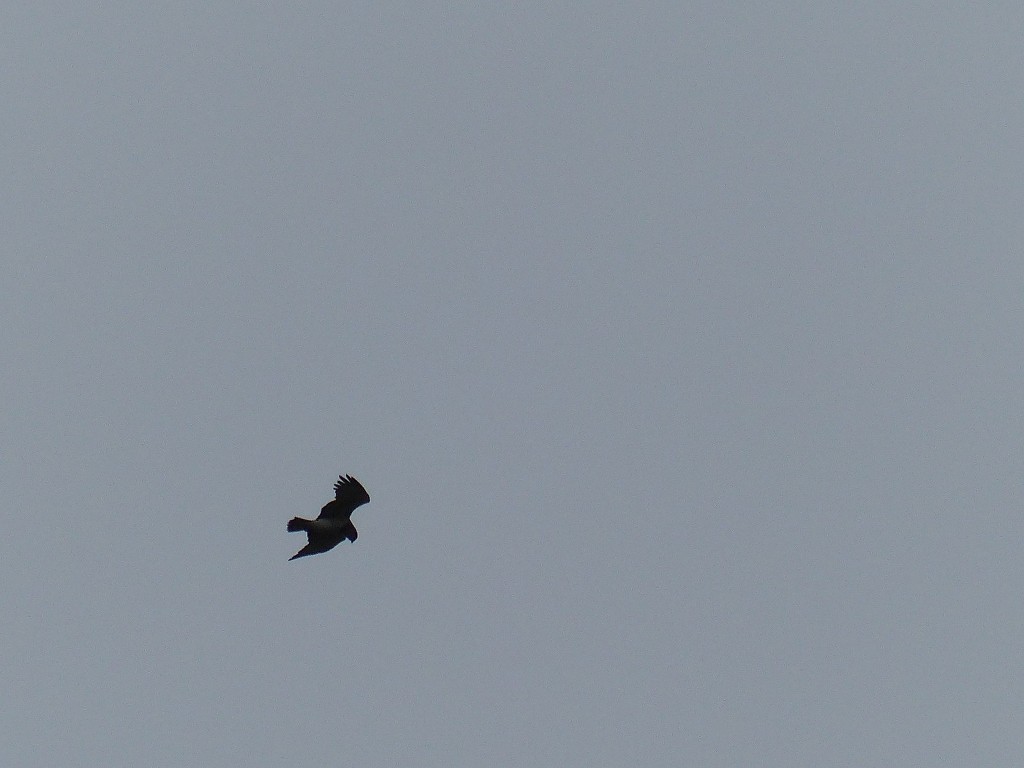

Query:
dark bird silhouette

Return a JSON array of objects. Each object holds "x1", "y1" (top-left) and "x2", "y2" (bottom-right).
[{"x1": 287, "y1": 474, "x2": 370, "y2": 560}]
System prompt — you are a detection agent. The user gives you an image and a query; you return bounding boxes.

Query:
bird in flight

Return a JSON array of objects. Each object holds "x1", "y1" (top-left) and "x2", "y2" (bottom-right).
[{"x1": 287, "y1": 474, "x2": 370, "y2": 560}]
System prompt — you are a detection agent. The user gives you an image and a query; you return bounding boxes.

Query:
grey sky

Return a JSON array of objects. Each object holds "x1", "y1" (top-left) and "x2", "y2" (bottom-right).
[{"x1": 3, "y1": 2, "x2": 1023, "y2": 765}]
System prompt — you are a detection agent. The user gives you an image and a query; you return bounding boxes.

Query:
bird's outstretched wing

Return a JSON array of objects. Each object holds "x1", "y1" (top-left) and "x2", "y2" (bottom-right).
[{"x1": 316, "y1": 474, "x2": 370, "y2": 519}]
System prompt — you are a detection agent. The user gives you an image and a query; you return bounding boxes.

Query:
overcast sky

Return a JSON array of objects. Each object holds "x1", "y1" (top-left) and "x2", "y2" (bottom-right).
[{"x1": 3, "y1": 2, "x2": 1024, "y2": 766}]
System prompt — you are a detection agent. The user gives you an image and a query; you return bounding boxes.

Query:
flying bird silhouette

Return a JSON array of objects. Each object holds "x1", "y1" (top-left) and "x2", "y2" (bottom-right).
[{"x1": 287, "y1": 474, "x2": 370, "y2": 560}]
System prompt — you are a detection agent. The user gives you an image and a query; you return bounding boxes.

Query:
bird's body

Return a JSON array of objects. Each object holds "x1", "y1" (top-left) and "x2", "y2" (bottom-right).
[{"x1": 288, "y1": 474, "x2": 370, "y2": 560}]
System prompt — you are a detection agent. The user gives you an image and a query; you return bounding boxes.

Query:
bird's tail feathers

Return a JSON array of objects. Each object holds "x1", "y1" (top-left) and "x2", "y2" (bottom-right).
[{"x1": 287, "y1": 517, "x2": 313, "y2": 533}]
